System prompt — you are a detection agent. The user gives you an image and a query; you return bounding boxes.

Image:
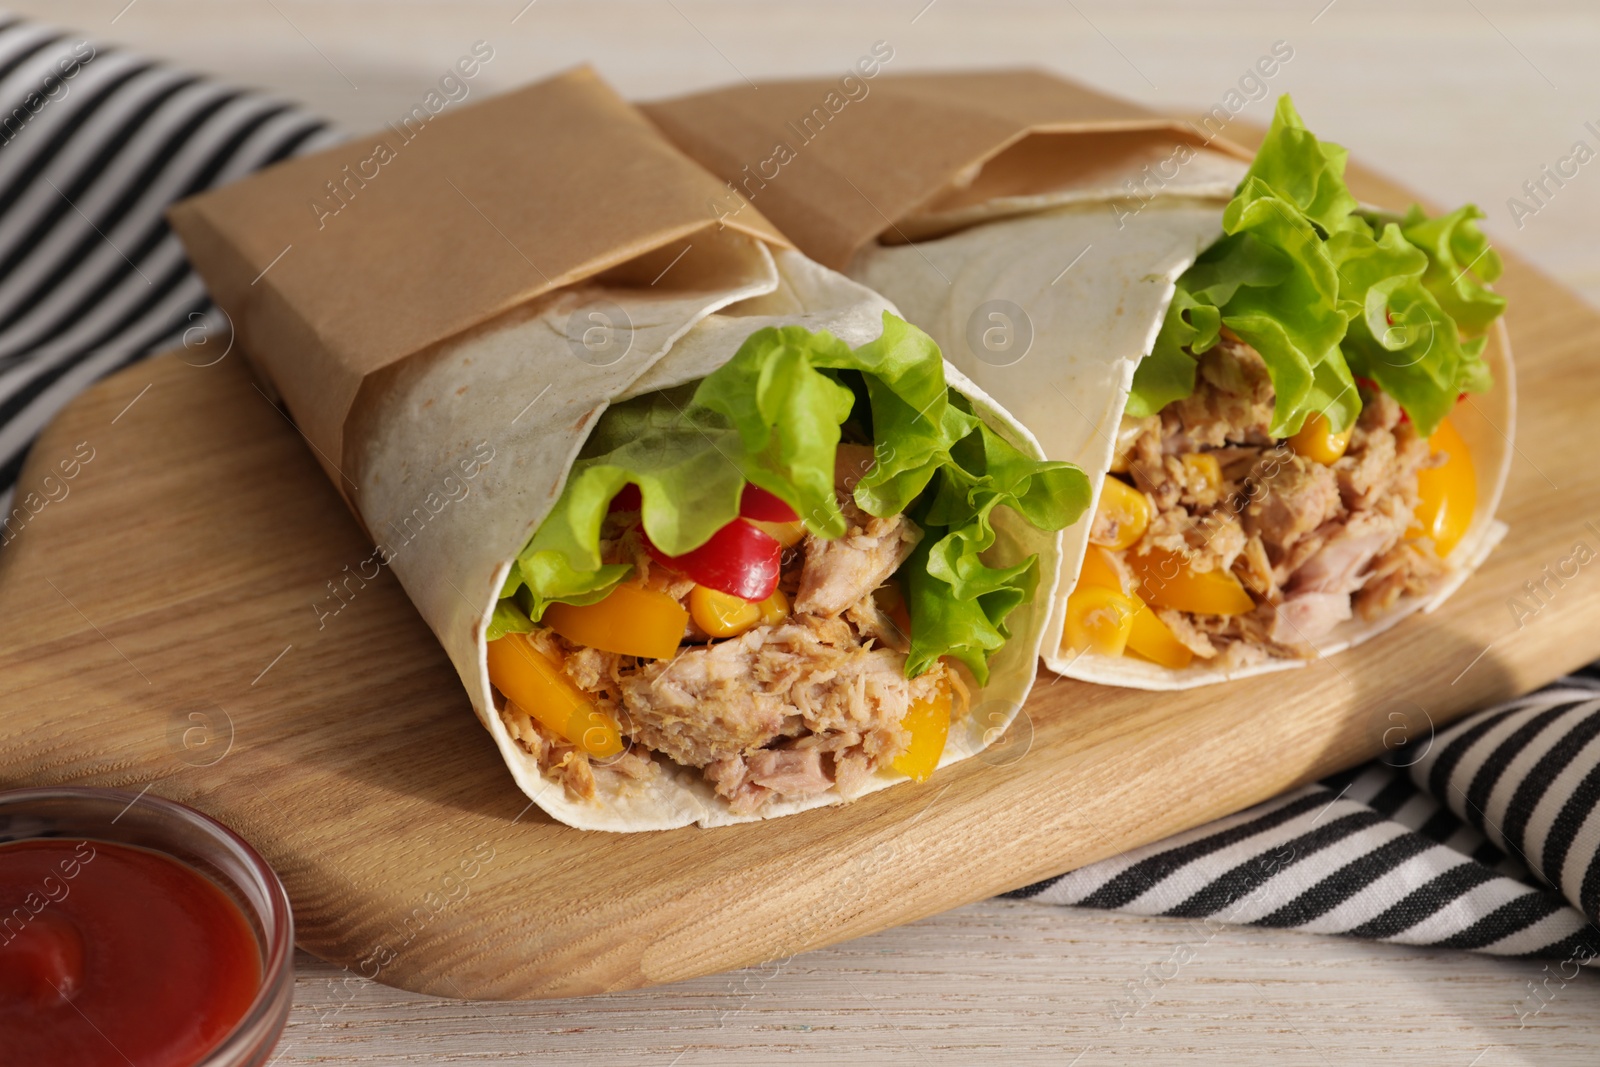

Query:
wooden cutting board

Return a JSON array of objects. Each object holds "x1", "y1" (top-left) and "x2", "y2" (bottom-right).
[{"x1": 2, "y1": 158, "x2": 1596, "y2": 1001}]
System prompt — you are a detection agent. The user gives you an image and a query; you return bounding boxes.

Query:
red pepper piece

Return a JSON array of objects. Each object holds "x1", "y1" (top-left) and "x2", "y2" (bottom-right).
[
  {"x1": 739, "y1": 484, "x2": 799, "y2": 522},
  {"x1": 646, "y1": 519, "x2": 782, "y2": 601}
]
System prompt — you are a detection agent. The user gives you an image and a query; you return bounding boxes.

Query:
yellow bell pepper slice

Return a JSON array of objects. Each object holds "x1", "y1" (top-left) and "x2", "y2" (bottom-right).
[
  {"x1": 1128, "y1": 547, "x2": 1255, "y2": 616},
  {"x1": 1125, "y1": 603, "x2": 1195, "y2": 670},
  {"x1": 748, "y1": 519, "x2": 806, "y2": 547},
  {"x1": 1089, "y1": 476, "x2": 1151, "y2": 550},
  {"x1": 689, "y1": 585, "x2": 789, "y2": 638},
  {"x1": 1075, "y1": 543, "x2": 1127, "y2": 592},
  {"x1": 892, "y1": 677, "x2": 952, "y2": 784},
  {"x1": 486, "y1": 634, "x2": 623, "y2": 758},
  {"x1": 542, "y1": 582, "x2": 687, "y2": 660},
  {"x1": 1068, "y1": 546, "x2": 1194, "y2": 668},
  {"x1": 1064, "y1": 585, "x2": 1137, "y2": 656},
  {"x1": 1411, "y1": 415, "x2": 1476, "y2": 559},
  {"x1": 1289, "y1": 411, "x2": 1353, "y2": 465}
]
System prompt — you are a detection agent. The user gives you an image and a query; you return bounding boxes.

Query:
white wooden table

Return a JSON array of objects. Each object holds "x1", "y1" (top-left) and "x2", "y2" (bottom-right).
[{"x1": 11, "y1": 1, "x2": 1600, "y2": 1061}]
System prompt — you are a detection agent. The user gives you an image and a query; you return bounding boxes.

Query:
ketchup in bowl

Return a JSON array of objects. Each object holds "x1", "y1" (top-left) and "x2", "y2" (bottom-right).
[
  {"x1": 0, "y1": 839, "x2": 261, "y2": 1065},
  {"x1": 0, "y1": 788, "x2": 294, "y2": 1067}
]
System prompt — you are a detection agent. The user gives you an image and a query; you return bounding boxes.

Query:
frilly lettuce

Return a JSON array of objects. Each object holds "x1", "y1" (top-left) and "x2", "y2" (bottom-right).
[
  {"x1": 1129, "y1": 94, "x2": 1503, "y2": 438},
  {"x1": 493, "y1": 313, "x2": 1090, "y2": 683}
]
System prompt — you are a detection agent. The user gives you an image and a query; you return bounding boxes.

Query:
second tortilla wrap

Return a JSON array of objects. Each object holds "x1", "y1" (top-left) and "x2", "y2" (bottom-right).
[
  {"x1": 644, "y1": 72, "x2": 1514, "y2": 690},
  {"x1": 854, "y1": 197, "x2": 1512, "y2": 688},
  {"x1": 851, "y1": 129, "x2": 1512, "y2": 689}
]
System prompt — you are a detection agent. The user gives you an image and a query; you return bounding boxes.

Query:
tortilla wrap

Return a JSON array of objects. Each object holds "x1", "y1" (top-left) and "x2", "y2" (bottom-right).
[
  {"x1": 850, "y1": 181, "x2": 1513, "y2": 690},
  {"x1": 169, "y1": 68, "x2": 1065, "y2": 830},
  {"x1": 348, "y1": 244, "x2": 1061, "y2": 829}
]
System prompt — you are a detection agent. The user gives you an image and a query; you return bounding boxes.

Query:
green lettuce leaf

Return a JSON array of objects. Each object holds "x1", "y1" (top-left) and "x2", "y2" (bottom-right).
[
  {"x1": 504, "y1": 387, "x2": 747, "y2": 623},
  {"x1": 1130, "y1": 94, "x2": 1503, "y2": 437},
  {"x1": 487, "y1": 598, "x2": 533, "y2": 642},
  {"x1": 904, "y1": 412, "x2": 1086, "y2": 682},
  {"x1": 1400, "y1": 204, "x2": 1506, "y2": 334},
  {"x1": 1326, "y1": 211, "x2": 1495, "y2": 435},
  {"x1": 495, "y1": 313, "x2": 1090, "y2": 682},
  {"x1": 1124, "y1": 287, "x2": 1219, "y2": 418},
  {"x1": 691, "y1": 328, "x2": 859, "y2": 538},
  {"x1": 1340, "y1": 268, "x2": 1480, "y2": 436}
]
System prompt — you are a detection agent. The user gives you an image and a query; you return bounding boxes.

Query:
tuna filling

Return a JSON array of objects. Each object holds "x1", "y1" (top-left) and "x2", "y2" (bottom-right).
[
  {"x1": 1103, "y1": 339, "x2": 1445, "y2": 670},
  {"x1": 497, "y1": 444, "x2": 966, "y2": 814}
]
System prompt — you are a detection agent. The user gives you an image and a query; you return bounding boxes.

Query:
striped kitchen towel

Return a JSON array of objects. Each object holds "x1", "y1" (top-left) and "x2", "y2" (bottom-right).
[
  {"x1": 0, "y1": 15, "x2": 338, "y2": 503},
  {"x1": 4, "y1": 14, "x2": 1597, "y2": 964},
  {"x1": 1010, "y1": 673, "x2": 1600, "y2": 961}
]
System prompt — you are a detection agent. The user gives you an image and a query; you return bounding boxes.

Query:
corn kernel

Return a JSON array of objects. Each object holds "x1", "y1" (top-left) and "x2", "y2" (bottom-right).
[
  {"x1": 1180, "y1": 452, "x2": 1222, "y2": 496},
  {"x1": 756, "y1": 588, "x2": 790, "y2": 627},
  {"x1": 1064, "y1": 585, "x2": 1138, "y2": 657},
  {"x1": 689, "y1": 585, "x2": 762, "y2": 638},
  {"x1": 1289, "y1": 411, "x2": 1352, "y2": 465},
  {"x1": 1089, "y1": 477, "x2": 1151, "y2": 551}
]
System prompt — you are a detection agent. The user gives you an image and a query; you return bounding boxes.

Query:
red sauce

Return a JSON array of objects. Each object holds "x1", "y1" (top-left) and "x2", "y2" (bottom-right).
[{"x1": 0, "y1": 839, "x2": 261, "y2": 1066}]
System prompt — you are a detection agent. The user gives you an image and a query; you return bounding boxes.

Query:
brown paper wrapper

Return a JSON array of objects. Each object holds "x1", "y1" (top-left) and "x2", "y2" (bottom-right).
[
  {"x1": 165, "y1": 67, "x2": 1066, "y2": 829},
  {"x1": 641, "y1": 68, "x2": 1251, "y2": 270},
  {"x1": 169, "y1": 65, "x2": 788, "y2": 504}
]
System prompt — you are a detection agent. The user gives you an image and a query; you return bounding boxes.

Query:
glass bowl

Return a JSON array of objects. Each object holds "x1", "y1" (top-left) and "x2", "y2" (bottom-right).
[{"x1": 0, "y1": 786, "x2": 294, "y2": 1066}]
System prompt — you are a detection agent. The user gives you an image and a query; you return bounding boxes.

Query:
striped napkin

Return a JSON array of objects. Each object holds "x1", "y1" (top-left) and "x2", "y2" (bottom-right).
[
  {"x1": 0, "y1": 14, "x2": 338, "y2": 497},
  {"x1": 1008, "y1": 677, "x2": 1600, "y2": 960},
  {"x1": 4, "y1": 15, "x2": 1597, "y2": 964}
]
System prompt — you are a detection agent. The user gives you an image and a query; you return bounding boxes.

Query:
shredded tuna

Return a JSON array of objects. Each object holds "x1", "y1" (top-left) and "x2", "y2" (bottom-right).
[
  {"x1": 747, "y1": 748, "x2": 832, "y2": 795},
  {"x1": 602, "y1": 747, "x2": 661, "y2": 781},
  {"x1": 1105, "y1": 340, "x2": 1449, "y2": 666},
  {"x1": 706, "y1": 748, "x2": 836, "y2": 815},
  {"x1": 1270, "y1": 591, "x2": 1353, "y2": 645},
  {"x1": 1237, "y1": 533, "x2": 1276, "y2": 600},
  {"x1": 1244, "y1": 451, "x2": 1340, "y2": 552},
  {"x1": 1163, "y1": 342, "x2": 1276, "y2": 449},
  {"x1": 1291, "y1": 508, "x2": 1407, "y2": 596},
  {"x1": 844, "y1": 591, "x2": 910, "y2": 652},
  {"x1": 618, "y1": 615, "x2": 915, "y2": 764},
  {"x1": 1355, "y1": 542, "x2": 1444, "y2": 619},
  {"x1": 564, "y1": 644, "x2": 619, "y2": 692},
  {"x1": 499, "y1": 701, "x2": 598, "y2": 802},
  {"x1": 584, "y1": 613, "x2": 946, "y2": 814},
  {"x1": 796, "y1": 442, "x2": 921, "y2": 617},
  {"x1": 795, "y1": 510, "x2": 920, "y2": 617},
  {"x1": 496, "y1": 441, "x2": 951, "y2": 815},
  {"x1": 1139, "y1": 507, "x2": 1247, "y2": 575},
  {"x1": 1158, "y1": 608, "x2": 1217, "y2": 658}
]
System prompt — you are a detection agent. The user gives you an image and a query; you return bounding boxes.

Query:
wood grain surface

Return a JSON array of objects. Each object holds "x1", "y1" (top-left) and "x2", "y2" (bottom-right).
[
  {"x1": 0, "y1": 146, "x2": 1595, "y2": 1005},
  {"x1": 275, "y1": 905, "x2": 1600, "y2": 1066}
]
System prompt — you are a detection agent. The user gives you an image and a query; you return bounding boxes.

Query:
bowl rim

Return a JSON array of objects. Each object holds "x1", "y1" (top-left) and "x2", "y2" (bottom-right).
[{"x1": 0, "y1": 785, "x2": 295, "y2": 1065}]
